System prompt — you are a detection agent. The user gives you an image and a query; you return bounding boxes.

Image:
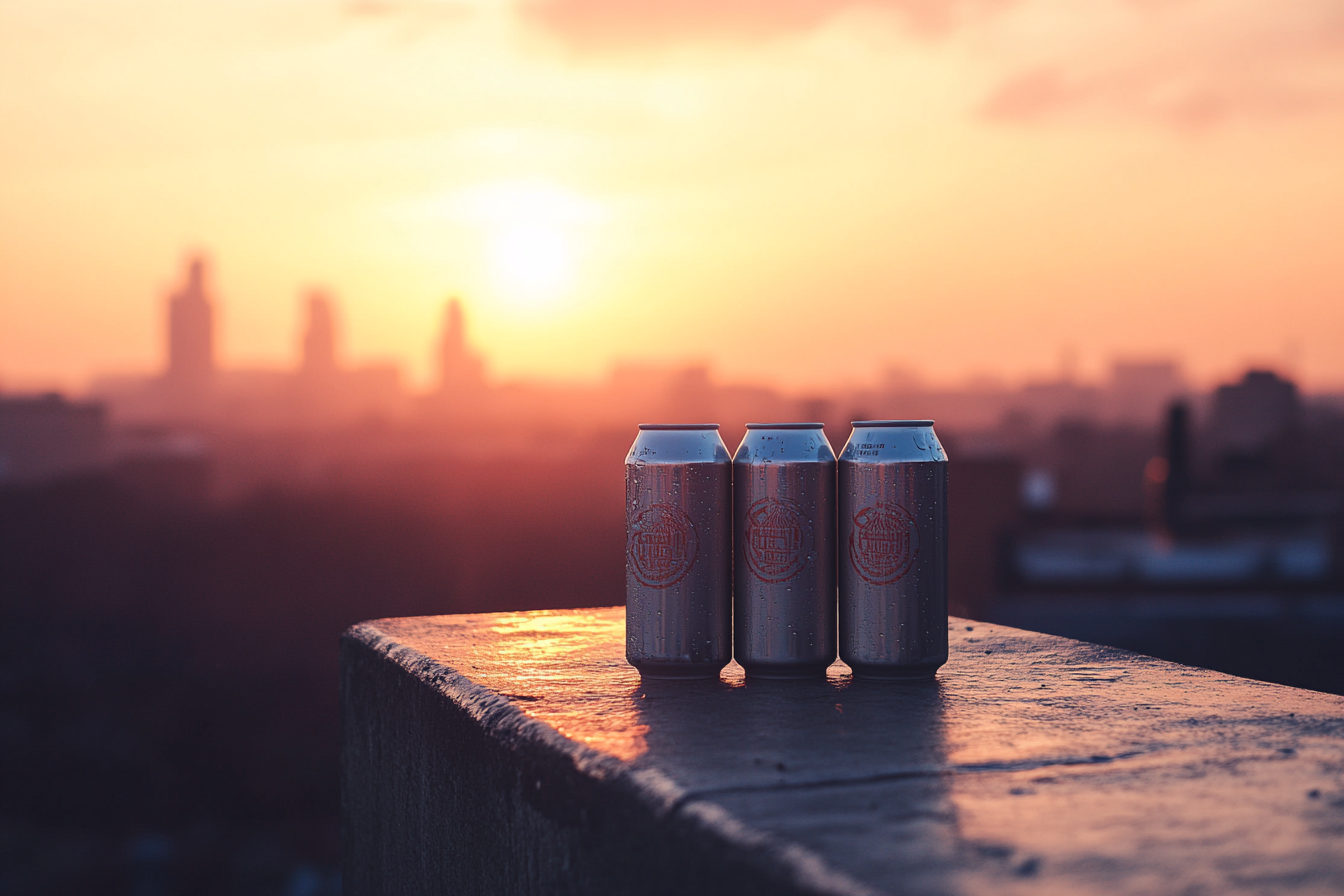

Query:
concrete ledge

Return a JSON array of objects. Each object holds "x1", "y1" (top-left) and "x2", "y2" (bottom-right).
[{"x1": 341, "y1": 609, "x2": 1344, "y2": 895}]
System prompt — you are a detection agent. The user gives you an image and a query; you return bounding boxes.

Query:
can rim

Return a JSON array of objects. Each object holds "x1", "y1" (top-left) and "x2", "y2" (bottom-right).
[
  {"x1": 851, "y1": 419, "x2": 935, "y2": 427},
  {"x1": 637, "y1": 423, "x2": 721, "y2": 430},
  {"x1": 744, "y1": 422, "x2": 826, "y2": 430}
]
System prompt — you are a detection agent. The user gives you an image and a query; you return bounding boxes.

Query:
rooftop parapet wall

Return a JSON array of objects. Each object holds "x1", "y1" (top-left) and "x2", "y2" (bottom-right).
[{"x1": 341, "y1": 609, "x2": 1344, "y2": 896}]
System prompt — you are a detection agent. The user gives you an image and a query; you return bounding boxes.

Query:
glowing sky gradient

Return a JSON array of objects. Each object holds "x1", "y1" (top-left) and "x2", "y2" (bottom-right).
[{"x1": 2, "y1": 0, "x2": 1342, "y2": 392}]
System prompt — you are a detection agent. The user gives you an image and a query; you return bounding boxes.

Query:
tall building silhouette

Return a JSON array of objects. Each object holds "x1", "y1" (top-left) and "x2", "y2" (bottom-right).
[
  {"x1": 1163, "y1": 401, "x2": 1190, "y2": 533},
  {"x1": 302, "y1": 292, "x2": 338, "y2": 378},
  {"x1": 166, "y1": 256, "x2": 216, "y2": 394},
  {"x1": 437, "y1": 298, "x2": 484, "y2": 396}
]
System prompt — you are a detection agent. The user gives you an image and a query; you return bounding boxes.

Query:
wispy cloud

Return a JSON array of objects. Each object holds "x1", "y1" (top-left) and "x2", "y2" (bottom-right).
[
  {"x1": 980, "y1": 0, "x2": 1344, "y2": 127},
  {"x1": 343, "y1": 0, "x2": 474, "y2": 32},
  {"x1": 505, "y1": 0, "x2": 1344, "y2": 127},
  {"x1": 519, "y1": 0, "x2": 1013, "y2": 51}
]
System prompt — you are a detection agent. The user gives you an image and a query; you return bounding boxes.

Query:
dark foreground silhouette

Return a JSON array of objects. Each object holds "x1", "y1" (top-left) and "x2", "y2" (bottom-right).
[
  {"x1": 0, "y1": 448, "x2": 623, "y2": 896},
  {"x1": 2, "y1": 424, "x2": 1341, "y2": 895}
]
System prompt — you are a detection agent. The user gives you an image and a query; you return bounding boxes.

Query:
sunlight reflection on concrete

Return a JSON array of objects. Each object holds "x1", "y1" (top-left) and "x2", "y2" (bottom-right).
[
  {"x1": 475, "y1": 610, "x2": 651, "y2": 759},
  {"x1": 368, "y1": 606, "x2": 1344, "y2": 895}
]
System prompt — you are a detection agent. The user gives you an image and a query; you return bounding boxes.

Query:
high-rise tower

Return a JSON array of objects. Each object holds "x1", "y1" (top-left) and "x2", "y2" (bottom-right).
[
  {"x1": 437, "y1": 298, "x2": 484, "y2": 395},
  {"x1": 302, "y1": 291, "x2": 338, "y2": 378},
  {"x1": 166, "y1": 256, "x2": 216, "y2": 393}
]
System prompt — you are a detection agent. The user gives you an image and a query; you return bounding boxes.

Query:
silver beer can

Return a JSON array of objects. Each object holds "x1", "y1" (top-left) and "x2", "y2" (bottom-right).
[
  {"x1": 733, "y1": 423, "x2": 837, "y2": 679},
  {"x1": 625, "y1": 424, "x2": 732, "y2": 679},
  {"x1": 838, "y1": 420, "x2": 948, "y2": 679}
]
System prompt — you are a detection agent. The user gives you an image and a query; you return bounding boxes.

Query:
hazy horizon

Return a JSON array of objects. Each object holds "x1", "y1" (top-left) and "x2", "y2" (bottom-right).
[{"x1": 3, "y1": 0, "x2": 1342, "y2": 394}]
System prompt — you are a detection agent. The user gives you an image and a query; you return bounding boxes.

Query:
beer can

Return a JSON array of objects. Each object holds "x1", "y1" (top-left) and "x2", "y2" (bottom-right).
[
  {"x1": 838, "y1": 420, "x2": 948, "y2": 680},
  {"x1": 625, "y1": 424, "x2": 732, "y2": 679},
  {"x1": 733, "y1": 423, "x2": 837, "y2": 679}
]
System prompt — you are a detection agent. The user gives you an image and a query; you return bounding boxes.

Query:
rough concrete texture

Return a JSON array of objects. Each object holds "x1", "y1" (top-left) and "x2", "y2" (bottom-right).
[{"x1": 341, "y1": 609, "x2": 1344, "y2": 895}]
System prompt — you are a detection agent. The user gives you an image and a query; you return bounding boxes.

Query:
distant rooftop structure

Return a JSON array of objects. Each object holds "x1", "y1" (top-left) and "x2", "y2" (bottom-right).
[
  {"x1": 437, "y1": 298, "x2": 485, "y2": 396},
  {"x1": 1111, "y1": 360, "x2": 1183, "y2": 396},
  {"x1": 1208, "y1": 369, "x2": 1300, "y2": 456},
  {"x1": 0, "y1": 393, "x2": 107, "y2": 485},
  {"x1": 302, "y1": 291, "x2": 338, "y2": 378},
  {"x1": 166, "y1": 255, "x2": 216, "y2": 394},
  {"x1": 1109, "y1": 360, "x2": 1186, "y2": 426}
]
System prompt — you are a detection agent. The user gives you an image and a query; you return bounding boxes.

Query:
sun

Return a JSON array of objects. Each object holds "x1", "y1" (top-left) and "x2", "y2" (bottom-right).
[
  {"x1": 490, "y1": 222, "x2": 573, "y2": 307},
  {"x1": 411, "y1": 180, "x2": 599, "y2": 313}
]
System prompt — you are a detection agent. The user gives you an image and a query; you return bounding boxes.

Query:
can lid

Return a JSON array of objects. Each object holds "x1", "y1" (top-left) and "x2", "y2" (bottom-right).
[
  {"x1": 638, "y1": 423, "x2": 720, "y2": 430},
  {"x1": 851, "y1": 419, "x2": 935, "y2": 427},
  {"x1": 744, "y1": 422, "x2": 826, "y2": 429}
]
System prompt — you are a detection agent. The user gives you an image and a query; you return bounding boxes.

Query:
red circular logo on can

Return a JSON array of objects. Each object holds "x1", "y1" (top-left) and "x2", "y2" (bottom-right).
[
  {"x1": 628, "y1": 503, "x2": 699, "y2": 588},
  {"x1": 743, "y1": 497, "x2": 812, "y2": 583},
  {"x1": 849, "y1": 503, "x2": 919, "y2": 585}
]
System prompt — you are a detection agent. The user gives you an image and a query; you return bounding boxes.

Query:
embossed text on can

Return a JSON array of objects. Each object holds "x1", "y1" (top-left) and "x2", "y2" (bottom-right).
[
  {"x1": 625, "y1": 424, "x2": 732, "y2": 679},
  {"x1": 733, "y1": 423, "x2": 836, "y2": 679},
  {"x1": 838, "y1": 420, "x2": 948, "y2": 679}
]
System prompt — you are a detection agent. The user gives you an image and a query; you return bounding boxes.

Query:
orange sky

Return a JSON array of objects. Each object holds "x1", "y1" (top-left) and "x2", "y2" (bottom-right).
[{"x1": 1, "y1": 0, "x2": 1342, "y2": 393}]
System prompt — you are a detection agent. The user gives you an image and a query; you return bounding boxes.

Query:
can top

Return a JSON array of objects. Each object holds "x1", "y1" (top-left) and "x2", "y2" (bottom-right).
[
  {"x1": 628, "y1": 425, "x2": 731, "y2": 463},
  {"x1": 734, "y1": 424, "x2": 835, "y2": 463},
  {"x1": 840, "y1": 421, "x2": 946, "y2": 463}
]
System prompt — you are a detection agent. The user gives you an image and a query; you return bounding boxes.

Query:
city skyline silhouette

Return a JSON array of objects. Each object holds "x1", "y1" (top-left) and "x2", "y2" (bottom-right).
[
  {"x1": 3, "y1": 3, "x2": 1343, "y2": 394},
  {"x1": 1, "y1": 3, "x2": 1342, "y2": 893}
]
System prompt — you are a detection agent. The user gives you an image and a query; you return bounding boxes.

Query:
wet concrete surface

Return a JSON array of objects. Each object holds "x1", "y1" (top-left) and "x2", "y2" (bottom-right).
[{"x1": 342, "y1": 609, "x2": 1344, "y2": 895}]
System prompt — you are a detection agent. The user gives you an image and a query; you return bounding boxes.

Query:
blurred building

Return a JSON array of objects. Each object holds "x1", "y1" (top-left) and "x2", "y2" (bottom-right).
[
  {"x1": 987, "y1": 368, "x2": 1343, "y2": 695},
  {"x1": 1205, "y1": 369, "x2": 1300, "y2": 463},
  {"x1": 302, "y1": 292, "x2": 338, "y2": 380},
  {"x1": 165, "y1": 255, "x2": 216, "y2": 399},
  {"x1": 0, "y1": 393, "x2": 108, "y2": 485},
  {"x1": 1108, "y1": 361, "x2": 1185, "y2": 425},
  {"x1": 95, "y1": 265, "x2": 407, "y2": 430},
  {"x1": 1000, "y1": 368, "x2": 1342, "y2": 594},
  {"x1": 290, "y1": 291, "x2": 405, "y2": 427},
  {"x1": 947, "y1": 457, "x2": 1021, "y2": 619},
  {"x1": 110, "y1": 428, "x2": 212, "y2": 507},
  {"x1": 413, "y1": 297, "x2": 490, "y2": 426},
  {"x1": 437, "y1": 298, "x2": 486, "y2": 398}
]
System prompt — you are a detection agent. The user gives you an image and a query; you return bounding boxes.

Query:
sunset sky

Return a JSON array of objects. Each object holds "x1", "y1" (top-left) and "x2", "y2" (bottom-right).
[{"x1": 2, "y1": 0, "x2": 1342, "y2": 393}]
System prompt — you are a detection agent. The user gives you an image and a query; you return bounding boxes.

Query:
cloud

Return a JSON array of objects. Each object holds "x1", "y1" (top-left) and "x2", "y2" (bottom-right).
[
  {"x1": 343, "y1": 0, "x2": 473, "y2": 29},
  {"x1": 344, "y1": 0, "x2": 1344, "y2": 129},
  {"x1": 520, "y1": 0, "x2": 1012, "y2": 52},
  {"x1": 980, "y1": 0, "x2": 1344, "y2": 127},
  {"x1": 981, "y1": 68, "x2": 1074, "y2": 121},
  {"x1": 521, "y1": 0, "x2": 1344, "y2": 127}
]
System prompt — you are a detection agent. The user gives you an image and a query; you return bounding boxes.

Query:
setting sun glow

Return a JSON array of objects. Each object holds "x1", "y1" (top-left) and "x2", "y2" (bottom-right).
[
  {"x1": 450, "y1": 181, "x2": 597, "y2": 314},
  {"x1": 490, "y1": 223, "x2": 572, "y2": 309},
  {"x1": 1, "y1": 1, "x2": 1342, "y2": 390}
]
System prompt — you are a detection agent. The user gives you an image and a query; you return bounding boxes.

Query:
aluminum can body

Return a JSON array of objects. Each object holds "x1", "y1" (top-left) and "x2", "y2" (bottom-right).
[
  {"x1": 733, "y1": 423, "x2": 837, "y2": 679},
  {"x1": 626, "y1": 424, "x2": 732, "y2": 679},
  {"x1": 838, "y1": 420, "x2": 948, "y2": 679}
]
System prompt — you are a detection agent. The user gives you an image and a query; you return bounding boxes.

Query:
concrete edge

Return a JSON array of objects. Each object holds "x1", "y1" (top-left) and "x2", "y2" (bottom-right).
[{"x1": 342, "y1": 619, "x2": 879, "y2": 896}]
